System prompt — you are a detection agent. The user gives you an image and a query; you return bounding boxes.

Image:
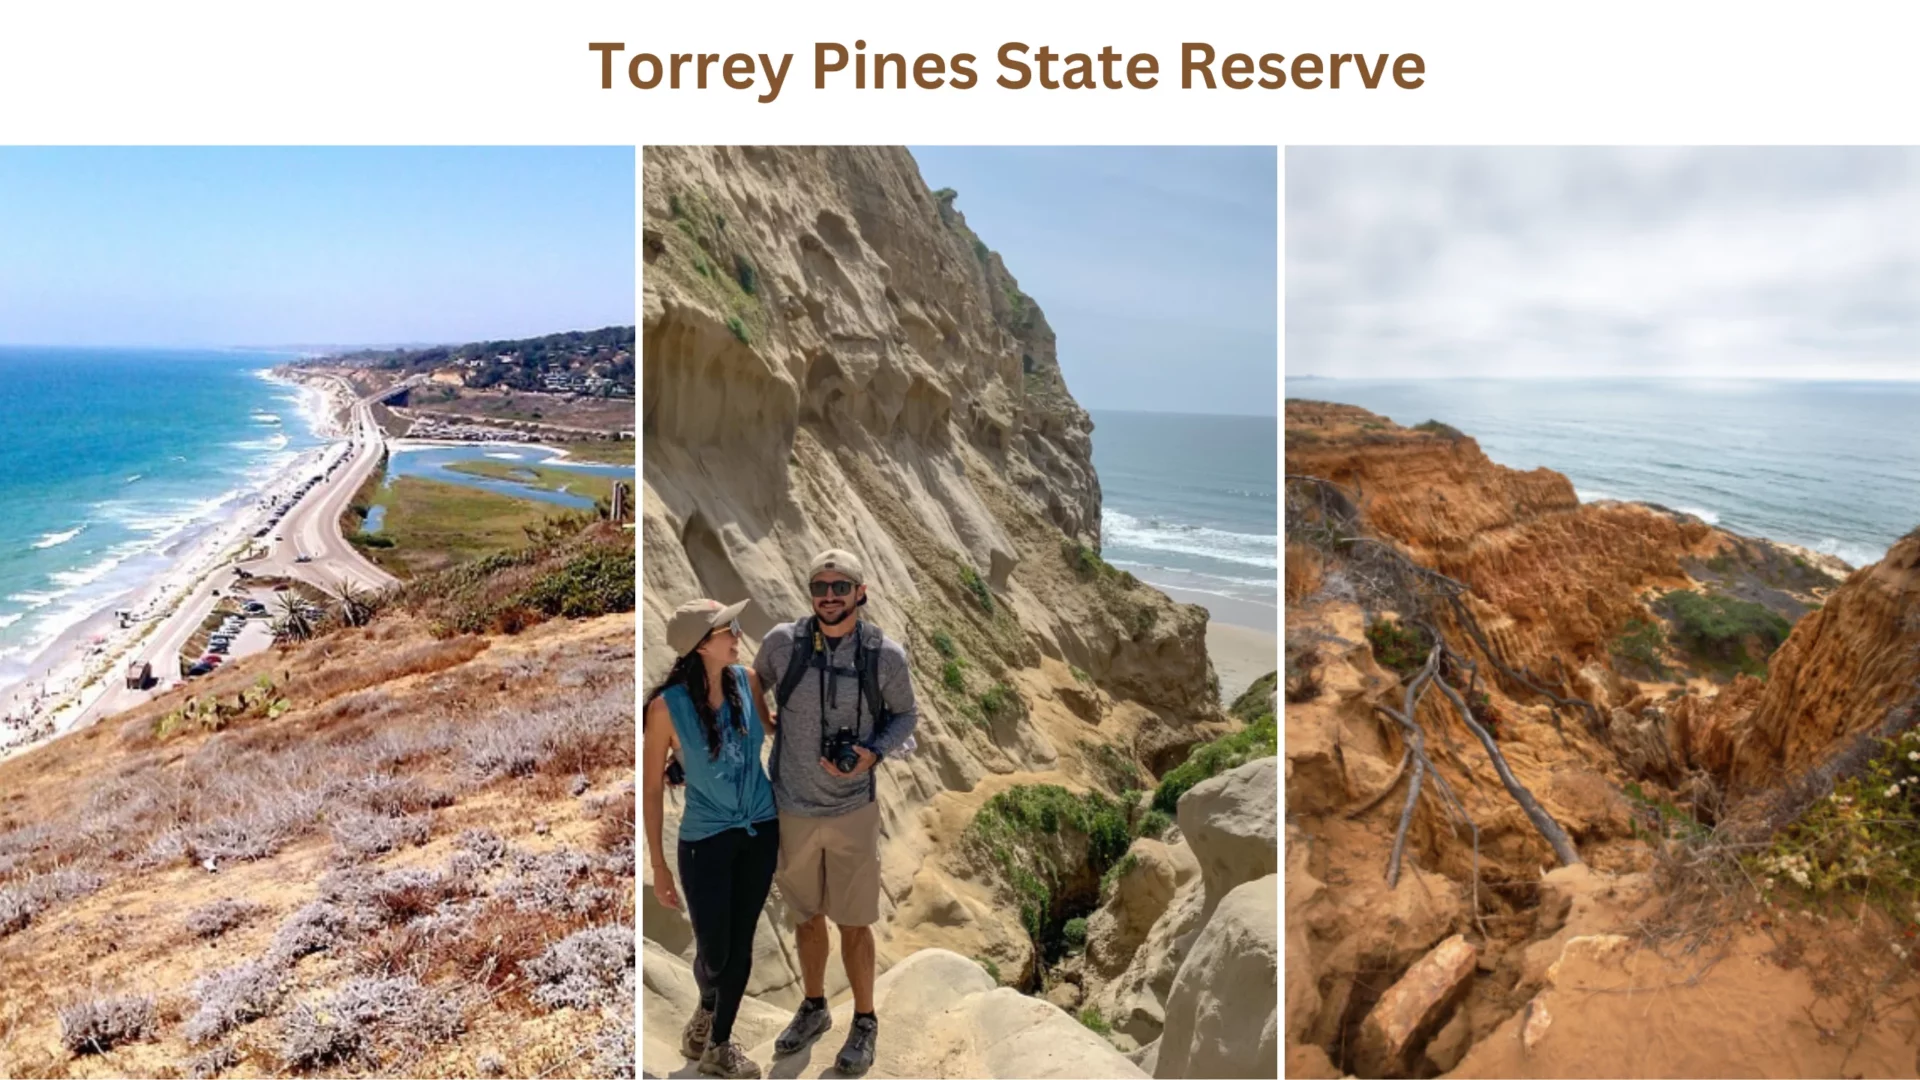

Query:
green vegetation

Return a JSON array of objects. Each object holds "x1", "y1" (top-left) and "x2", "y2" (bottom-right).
[
  {"x1": 943, "y1": 659, "x2": 967, "y2": 693},
  {"x1": 512, "y1": 546, "x2": 636, "y2": 620},
  {"x1": 960, "y1": 565, "x2": 994, "y2": 612},
  {"x1": 932, "y1": 630, "x2": 957, "y2": 659},
  {"x1": 1078, "y1": 1006, "x2": 1112, "y2": 1037},
  {"x1": 1152, "y1": 712, "x2": 1278, "y2": 814},
  {"x1": 443, "y1": 460, "x2": 619, "y2": 504},
  {"x1": 1366, "y1": 618, "x2": 1432, "y2": 676},
  {"x1": 967, "y1": 785, "x2": 1139, "y2": 961},
  {"x1": 974, "y1": 955, "x2": 1001, "y2": 986},
  {"x1": 1063, "y1": 540, "x2": 1118, "y2": 582},
  {"x1": 1413, "y1": 419, "x2": 1465, "y2": 439},
  {"x1": 726, "y1": 316, "x2": 750, "y2": 344},
  {"x1": 314, "y1": 326, "x2": 633, "y2": 396},
  {"x1": 1099, "y1": 852, "x2": 1139, "y2": 899},
  {"x1": 1062, "y1": 917, "x2": 1088, "y2": 953},
  {"x1": 1755, "y1": 728, "x2": 1920, "y2": 916},
  {"x1": 1654, "y1": 589, "x2": 1792, "y2": 678},
  {"x1": 1612, "y1": 617, "x2": 1669, "y2": 678},
  {"x1": 1134, "y1": 808, "x2": 1173, "y2": 840},
  {"x1": 355, "y1": 476, "x2": 563, "y2": 578},
  {"x1": 550, "y1": 440, "x2": 635, "y2": 466},
  {"x1": 971, "y1": 237, "x2": 990, "y2": 263},
  {"x1": 156, "y1": 675, "x2": 291, "y2": 739},
  {"x1": 392, "y1": 521, "x2": 634, "y2": 638},
  {"x1": 979, "y1": 683, "x2": 1019, "y2": 721},
  {"x1": 1090, "y1": 742, "x2": 1142, "y2": 795},
  {"x1": 734, "y1": 255, "x2": 759, "y2": 296},
  {"x1": 1623, "y1": 781, "x2": 1708, "y2": 844},
  {"x1": 1070, "y1": 665, "x2": 1092, "y2": 684}
]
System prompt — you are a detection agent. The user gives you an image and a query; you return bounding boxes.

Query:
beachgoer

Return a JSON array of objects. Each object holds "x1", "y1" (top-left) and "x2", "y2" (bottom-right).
[
  {"x1": 644, "y1": 598, "x2": 780, "y2": 1080},
  {"x1": 755, "y1": 550, "x2": 919, "y2": 1077}
]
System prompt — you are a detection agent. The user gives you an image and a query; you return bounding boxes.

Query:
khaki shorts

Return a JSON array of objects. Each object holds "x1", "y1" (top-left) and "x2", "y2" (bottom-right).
[{"x1": 776, "y1": 801, "x2": 881, "y2": 927}]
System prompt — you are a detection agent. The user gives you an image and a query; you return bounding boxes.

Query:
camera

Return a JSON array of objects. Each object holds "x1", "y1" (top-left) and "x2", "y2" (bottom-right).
[{"x1": 823, "y1": 727, "x2": 862, "y2": 774}]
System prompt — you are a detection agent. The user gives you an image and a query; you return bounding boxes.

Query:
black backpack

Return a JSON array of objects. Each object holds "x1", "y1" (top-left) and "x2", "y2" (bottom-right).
[{"x1": 769, "y1": 616, "x2": 891, "y2": 787}]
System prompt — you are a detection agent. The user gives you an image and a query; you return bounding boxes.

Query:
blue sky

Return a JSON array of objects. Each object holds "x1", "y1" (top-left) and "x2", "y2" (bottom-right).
[
  {"x1": 909, "y1": 146, "x2": 1277, "y2": 416},
  {"x1": 0, "y1": 147, "x2": 634, "y2": 348}
]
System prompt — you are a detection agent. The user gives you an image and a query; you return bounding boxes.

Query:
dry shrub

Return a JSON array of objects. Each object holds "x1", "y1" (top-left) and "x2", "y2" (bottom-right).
[
  {"x1": 183, "y1": 1043, "x2": 241, "y2": 1079},
  {"x1": 432, "y1": 901, "x2": 576, "y2": 997},
  {"x1": 59, "y1": 994, "x2": 155, "y2": 1055},
  {"x1": 185, "y1": 898, "x2": 264, "y2": 940},
  {"x1": 278, "y1": 975, "x2": 463, "y2": 1071},
  {"x1": 598, "y1": 789, "x2": 636, "y2": 854},
  {"x1": 298, "y1": 637, "x2": 491, "y2": 703},
  {"x1": 185, "y1": 959, "x2": 288, "y2": 1045},
  {"x1": 1285, "y1": 647, "x2": 1325, "y2": 704},
  {"x1": 523, "y1": 924, "x2": 634, "y2": 1011}
]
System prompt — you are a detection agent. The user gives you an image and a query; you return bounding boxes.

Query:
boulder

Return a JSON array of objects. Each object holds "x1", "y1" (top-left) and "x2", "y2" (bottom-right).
[
  {"x1": 1353, "y1": 934, "x2": 1477, "y2": 1078},
  {"x1": 642, "y1": 940, "x2": 790, "y2": 1075},
  {"x1": 1155, "y1": 875, "x2": 1279, "y2": 1079},
  {"x1": 1086, "y1": 838, "x2": 1197, "y2": 978},
  {"x1": 1177, "y1": 757, "x2": 1279, "y2": 917}
]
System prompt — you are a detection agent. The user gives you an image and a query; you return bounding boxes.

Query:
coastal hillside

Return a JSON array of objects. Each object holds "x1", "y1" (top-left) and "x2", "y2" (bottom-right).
[
  {"x1": 1283, "y1": 401, "x2": 1920, "y2": 1077},
  {"x1": 0, "y1": 523, "x2": 637, "y2": 1079},
  {"x1": 641, "y1": 146, "x2": 1272, "y2": 1076}
]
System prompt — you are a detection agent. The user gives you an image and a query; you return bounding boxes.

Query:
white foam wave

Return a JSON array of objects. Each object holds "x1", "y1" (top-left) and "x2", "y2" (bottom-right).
[
  {"x1": 1574, "y1": 489, "x2": 1620, "y2": 503},
  {"x1": 230, "y1": 433, "x2": 290, "y2": 453},
  {"x1": 484, "y1": 452, "x2": 525, "y2": 461},
  {"x1": 0, "y1": 613, "x2": 22, "y2": 630},
  {"x1": 1102, "y1": 510, "x2": 1277, "y2": 571},
  {"x1": 1814, "y1": 538, "x2": 1887, "y2": 570},
  {"x1": 252, "y1": 412, "x2": 282, "y2": 424},
  {"x1": 7, "y1": 592, "x2": 60, "y2": 608},
  {"x1": 32, "y1": 526, "x2": 85, "y2": 550},
  {"x1": 1676, "y1": 505, "x2": 1721, "y2": 525},
  {"x1": 125, "y1": 473, "x2": 142, "y2": 484}
]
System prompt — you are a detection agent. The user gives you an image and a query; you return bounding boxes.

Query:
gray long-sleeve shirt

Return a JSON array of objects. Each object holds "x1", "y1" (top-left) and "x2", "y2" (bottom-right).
[{"x1": 754, "y1": 617, "x2": 918, "y2": 817}]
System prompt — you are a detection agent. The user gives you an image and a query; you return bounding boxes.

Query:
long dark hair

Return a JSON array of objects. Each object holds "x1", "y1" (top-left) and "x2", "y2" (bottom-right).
[{"x1": 643, "y1": 641, "x2": 745, "y2": 761}]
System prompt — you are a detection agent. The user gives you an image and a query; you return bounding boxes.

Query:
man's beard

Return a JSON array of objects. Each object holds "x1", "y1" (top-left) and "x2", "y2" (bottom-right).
[{"x1": 815, "y1": 604, "x2": 853, "y2": 626}]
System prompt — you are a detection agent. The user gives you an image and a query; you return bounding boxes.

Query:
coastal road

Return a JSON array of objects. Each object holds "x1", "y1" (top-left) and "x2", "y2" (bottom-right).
[{"x1": 77, "y1": 375, "x2": 403, "y2": 723}]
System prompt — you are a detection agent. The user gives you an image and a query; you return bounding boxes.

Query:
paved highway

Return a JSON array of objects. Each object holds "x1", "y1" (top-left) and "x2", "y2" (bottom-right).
[{"x1": 79, "y1": 375, "x2": 410, "y2": 722}]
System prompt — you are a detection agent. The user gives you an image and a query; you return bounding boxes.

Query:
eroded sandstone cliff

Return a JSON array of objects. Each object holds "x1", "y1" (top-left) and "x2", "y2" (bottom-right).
[
  {"x1": 641, "y1": 147, "x2": 1229, "y2": 1011},
  {"x1": 1283, "y1": 401, "x2": 1920, "y2": 1078}
]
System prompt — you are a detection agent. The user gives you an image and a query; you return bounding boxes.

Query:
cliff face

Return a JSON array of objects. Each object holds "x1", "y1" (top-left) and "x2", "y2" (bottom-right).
[
  {"x1": 641, "y1": 147, "x2": 1223, "y2": 995},
  {"x1": 1724, "y1": 531, "x2": 1920, "y2": 790},
  {"x1": 1285, "y1": 401, "x2": 1720, "y2": 682}
]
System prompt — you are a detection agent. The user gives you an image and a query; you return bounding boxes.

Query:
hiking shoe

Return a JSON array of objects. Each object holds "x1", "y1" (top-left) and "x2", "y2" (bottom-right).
[
  {"x1": 682, "y1": 1005, "x2": 715, "y2": 1059},
  {"x1": 699, "y1": 1040, "x2": 762, "y2": 1079},
  {"x1": 773, "y1": 997, "x2": 832, "y2": 1056},
  {"x1": 834, "y1": 1014, "x2": 878, "y2": 1076}
]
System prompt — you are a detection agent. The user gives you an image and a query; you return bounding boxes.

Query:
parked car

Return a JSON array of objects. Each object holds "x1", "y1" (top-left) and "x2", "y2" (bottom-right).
[
  {"x1": 187, "y1": 662, "x2": 212, "y2": 677},
  {"x1": 295, "y1": 554, "x2": 313, "y2": 563}
]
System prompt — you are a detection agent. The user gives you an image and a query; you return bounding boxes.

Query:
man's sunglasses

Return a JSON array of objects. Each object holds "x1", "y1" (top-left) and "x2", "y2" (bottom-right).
[{"x1": 809, "y1": 579, "x2": 857, "y2": 598}]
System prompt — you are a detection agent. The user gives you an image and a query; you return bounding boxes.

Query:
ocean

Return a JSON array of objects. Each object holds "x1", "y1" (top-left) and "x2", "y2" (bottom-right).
[
  {"x1": 0, "y1": 347, "x2": 329, "y2": 691},
  {"x1": 1286, "y1": 378, "x2": 1920, "y2": 568},
  {"x1": 1089, "y1": 410, "x2": 1278, "y2": 631}
]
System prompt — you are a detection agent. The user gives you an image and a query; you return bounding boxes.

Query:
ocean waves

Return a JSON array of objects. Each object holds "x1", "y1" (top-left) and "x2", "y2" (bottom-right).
[
  {"x1": 31, "y1": 526, "x2": 84, "y2": 550},
  {"x1": 1102, "y1": 509, "x2": 1277, "y2": 571}
]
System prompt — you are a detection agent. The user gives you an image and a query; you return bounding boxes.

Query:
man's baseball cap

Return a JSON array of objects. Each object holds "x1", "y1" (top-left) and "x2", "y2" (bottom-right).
[
  {"x1": 808, "y1": 548, "x2": 865, "y2": 585},
  {"x1": 665, "y1": 597, "x2": 750, "y2": 658},
  {"x1": 808, "y1": 548, "x2": 867, "y2": 606}
]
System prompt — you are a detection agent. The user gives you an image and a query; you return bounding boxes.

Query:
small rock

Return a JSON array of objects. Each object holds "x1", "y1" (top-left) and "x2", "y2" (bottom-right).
[
  {"x1": 1522, "y1": 995, "x2": 1552, "y2": 1051},
  {"x1": 1355, "y1": 934, "x2": 1478, "y2": 1077},
  {"x1": 1045, "y1": 981, "x2": 1083, "y2": 1011},
  {"x1": 533, "y1": 821, "x2": 549, "y2": 836}
]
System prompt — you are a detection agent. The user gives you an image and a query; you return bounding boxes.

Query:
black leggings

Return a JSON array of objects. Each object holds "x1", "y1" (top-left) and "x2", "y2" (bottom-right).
[{"x1": 677, "y1": 820, "x2": 780, "y2": 1044}]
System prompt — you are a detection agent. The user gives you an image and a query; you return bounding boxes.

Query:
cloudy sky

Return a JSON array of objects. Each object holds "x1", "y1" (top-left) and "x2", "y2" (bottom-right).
[
  {"x1": 1288, "y1": 147, "x2": 1920, "y2": 380},
  {"x1": 913, "y1": 146, "x2": 1277, "y2": 415}
]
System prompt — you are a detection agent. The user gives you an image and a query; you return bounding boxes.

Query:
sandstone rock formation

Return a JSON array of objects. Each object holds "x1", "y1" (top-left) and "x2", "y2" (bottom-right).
[
  {"x1": 1155, "y1": 875, "x2": 1279, "y2": 1080},
  {"x1": 643, "y1": 947, "x2": 1147, "y2": 1079},
  {"x1": 1178, "y1": 756, "x2": 1279, "y2": 917}
]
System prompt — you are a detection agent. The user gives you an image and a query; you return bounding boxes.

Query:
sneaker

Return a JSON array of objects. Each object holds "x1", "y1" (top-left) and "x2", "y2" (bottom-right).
[
  {"x1": 682, "y1": 1005, "x2": 715, "y2": 1059},
  {"x1": 773, "y1": 997, "x2": 833, "y2": 1057},
  {"x1": 834, "y1": 1014, "x2": 878, "y2": 1076},
  {"x1": 699, "y1": 1040, "x2": 762, "y2": 1079}
]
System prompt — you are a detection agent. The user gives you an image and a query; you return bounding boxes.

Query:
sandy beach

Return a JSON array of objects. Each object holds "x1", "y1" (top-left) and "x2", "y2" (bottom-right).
[{"x1": 0, "y1": 371, "x2": 349, "y2": 757}]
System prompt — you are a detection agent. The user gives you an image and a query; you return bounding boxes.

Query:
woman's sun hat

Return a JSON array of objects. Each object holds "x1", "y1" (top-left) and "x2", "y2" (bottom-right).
[{"x1": 666, "y1": 597, "x2": 750, "y2": 658}]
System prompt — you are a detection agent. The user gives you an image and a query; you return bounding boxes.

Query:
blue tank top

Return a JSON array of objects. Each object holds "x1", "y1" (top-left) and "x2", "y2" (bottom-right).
[{"x1": 663, "y1": 665, "x2": 777, "y2": 842}]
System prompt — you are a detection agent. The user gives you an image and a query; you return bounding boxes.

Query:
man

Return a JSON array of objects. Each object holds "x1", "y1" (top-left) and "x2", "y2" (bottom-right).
[{"x1": 753, "y1": 548, "x2": 917, "y2": 1077}]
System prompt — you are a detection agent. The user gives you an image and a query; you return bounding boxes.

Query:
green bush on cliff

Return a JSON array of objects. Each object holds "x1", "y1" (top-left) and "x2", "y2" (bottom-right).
[
  {"x1": 1655, "y1": 589, "x2": 1791, "y2": 677},
  {"x1": 726, "y1": 316, "x2": 750, "y2": 344},
  {"x1": 1754, "y1": 727, "x2": 1920, "y2": 915},
  {"x1": 1151, "y1": 712, "x2": 1277, "y2": 815},
  {"x1": 942, "y1": 659, "x2": 966, "y2": 694},
  {"x1": 1612, "y1": 618, "x2": 1669, "y2": 678},
  {"x1": 1366, "y1": 618, "x2": 1432, "y2": 676},
  {"x1": 959, "y1": 565, "x2": 994, "y2": 612},
  {"x1": 967, "y1": 785, "x2": 1135, "y2": 957},
  {"x1": 1413, "y1": 419, "x2": 1465, "y2": 439}
]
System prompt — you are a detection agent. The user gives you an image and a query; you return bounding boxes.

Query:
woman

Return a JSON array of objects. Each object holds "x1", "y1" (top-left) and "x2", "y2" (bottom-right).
[{"x1": 644, "y1": 597, "x2": 779, "y2": 1080}]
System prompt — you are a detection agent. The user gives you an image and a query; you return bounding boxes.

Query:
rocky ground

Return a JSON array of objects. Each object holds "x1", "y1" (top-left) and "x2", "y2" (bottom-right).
[{"x1": 1283, "y1": 401, "x2": 1920, "y2": 1078}]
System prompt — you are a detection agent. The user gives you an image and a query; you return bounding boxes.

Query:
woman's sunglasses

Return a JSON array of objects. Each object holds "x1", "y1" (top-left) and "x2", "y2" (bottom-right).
[
  {"x1": 809, "y1": 579, "x2": 857, "y2": 598},
  {"x1": 702, "y1": 619, "x2": 743, "y2": 644}
]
